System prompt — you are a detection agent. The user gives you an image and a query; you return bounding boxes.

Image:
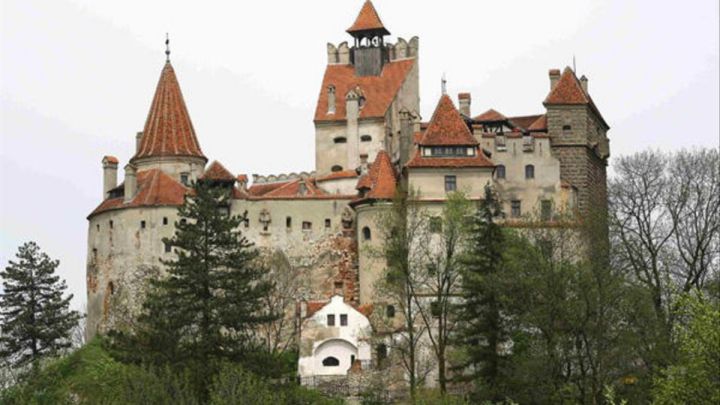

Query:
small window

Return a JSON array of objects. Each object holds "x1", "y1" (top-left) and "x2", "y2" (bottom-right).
[
  {"x1": 327, "y1": 314, "x2": 335, "y2": 326},
  {"x1": 444, "y1": 175, "x2": 457, "y2": 192},
  {"x1": 243, "y1": 218, "x2": 249, "y2": 228},
  {"x1": 331, "y1": 165, "x2": 343, "y2": 172},
  {"x1": 322, "y1": 357, "x2": 340, "y2": 367},
  {"x1": 525, "y1": 165, "x2": 535, "y2": 179},
  {"x1": 286, "y1": 216, "x2": 292, "y2": 229},
  {"x1": 333, "y1": 136, "x2": 347, "y2": 144},
  {"x1": 96, "y1": 224, "x2": 100, "y2": 231},
  {"x1": 108, "y1": 281, "x2": 115, "y2": 295},
  {"x1": 429, "y1": 217, "x2": 442, "y2": 233},
  {"x1": 511, "y1": 200, "x2": 521, "y2": 218},
  {"x1": 325, "y1": 219, "x2": 331, "y2": 228},
  {"x1": 334, "y1": 281, "x2": 343, "y2": 294},
  {"x1": 164, "y1": 241, "x2": 171, "y2": 253},
  {"x1": 496, "y1": 165, "x2": 506, "y2": 179},
  {"x1": 92, "y1": 248, "x2": 97, "y2": 258},
  {"x1": 340, "y1": 314, "x2": 348, "y2": 326},
  {"x1": 109, "y1": 220, "x2": 114, "y2": 229},
  {"x1": 180, "y1": 173, "x2": 189, "y2": 186},
  {"x1": 562, "y1": 124, "x2": 572, "y2": 131},
  {"x1": 360, "y1": 135, "x2": 372, "y2": 142},
  {"x1": 302, "y1": 221, "x2": 312, "y2": 230},
  {"x1": 541, "y1": 200, "x2": 552, "y2": 221},
  {"x1": 386, "y1": 305, "x2": 395, "y2": 318},
  {"x1": 377, "y1": 344, "x2": 387, "y2": 360},
  {"x1": 362, "y1": 226, "x2": 371, "y2": 241},
  {"x1": 180, "y1": 218, "x2": 187, "y2": 225},
  {"x1": 163, "y1": 217, "x2": 168, "y2": 225},
  {"x1": 140, "y1": 220, "x2": 146, "y2": 229}
]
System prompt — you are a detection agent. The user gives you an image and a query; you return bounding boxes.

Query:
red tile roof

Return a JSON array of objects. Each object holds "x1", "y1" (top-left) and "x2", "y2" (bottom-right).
[
  {"x1": 405, "y1": 149, "x2": 494, "y2": 169},
  {"x1": 237, "y1": 174, "x2": 248, "y2": 183},
  {"x1": 201, "y1": 161, "x2": 235, "y2": 182},
  {"x1": 473, "y1": 108, "x2": 507, "y2": 122},
  {"x1": 544, "y1": 67, "x2": 590, "y2": 105},
  {"x1": 247, "y1": 178, "x2": 352, "y2": 200},
  {"x1": 508, "y1": 114, "x2": 543, "y2": 130},
  {"x1": 133, "y1": 62, "x2": 206, "y2": 161},
  {"x1": 347, "y1": 1, "x2": 390, "y2": 35},
  {"x1": 544, "y1": 67, "x2": 609, "y2": 128},
  {"x1": 305, "y1": 300, "x2": 328, "y2": 318},
  {"x1": 527, "y1": 114, "x2": 548, "y2": 131},
  {"x1": 419, "y1": 95, "x2": 477, "y2": 146},
  {"x1": 365, "y1": 150, "x2": 397, "y2": 199},
  {"x1": 314, "y1": 59, "x2": 415, "y2": 122},
  {"x1": 316, "y1": 169, "x2": 360, "y2": 181},
  {"x1": 89, "y1": 169, "x2": 188, "y2": 217}
]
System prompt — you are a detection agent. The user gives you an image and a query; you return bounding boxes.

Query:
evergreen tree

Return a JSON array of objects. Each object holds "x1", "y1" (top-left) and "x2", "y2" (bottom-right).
[
  {"x1": 0, "y1": 242, "x2": 80, "y2": 375},
  {"x1": 113, "y1": 180, "x2": 277, "y2": 396},
  {"x1": 455, "y1": 184, "x2": 508, "y2": 401}
]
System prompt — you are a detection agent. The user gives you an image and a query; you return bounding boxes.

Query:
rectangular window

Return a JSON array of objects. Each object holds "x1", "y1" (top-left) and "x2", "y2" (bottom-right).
[
  {"x1": 180, "y1": 173, "x2": 189, "y2": 186},
  {"x1": 541, "y1": 200, "x2": 552, "y2": 221},
  {"x1": 163, "y1": 217, "x2": 168, "y2": 225},
  {"x1": 327, "y1": 314, "x2": 335, "y2": 326},
  {"x1": 511, "y1": 200, "x2": 521, "y2": 218},
  {"x1": 109, "y1": 220, "x2": 114, "y2": 229},
  {"x1": 286, "y1": 216, "x2": 292, "y2": 229},
  {"x1": 325, "y1": 219, "x2": 331, "y2": 228},
  {"x1": 164, "y1": 241, "x2": 171, "y2": 253},
  {"x1": 302, "y1": 221, "x2": 312, "y2": 230},
  {"x1": 340, "y1": 314, "x2": 348, "y2": 326},
  {"x1": 429, "y1": 217, "x2": 442, "y2": 233},
  {"x1": 444, "y1": 175, "x2": 457, "y2": 192},
  {"x1": 140, "y1": 220, "x2": 146, "y2": 229}
]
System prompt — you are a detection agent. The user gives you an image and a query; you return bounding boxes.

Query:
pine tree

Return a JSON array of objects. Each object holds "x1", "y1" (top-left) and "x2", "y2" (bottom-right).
[
  {"x1": 0, "y1": 242, "x2": 80, "y2": 375},
  {"x1": 455, "y1": 183, "x2": 508, "y2": 401},
  {"x1": 118, "y1": 180, "x2": 277, "y2": 395}
]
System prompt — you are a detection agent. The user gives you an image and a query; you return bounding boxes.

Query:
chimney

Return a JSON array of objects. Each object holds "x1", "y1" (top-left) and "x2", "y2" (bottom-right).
[
  {"x1": 345, "y1": 87, "x2": 361, "y2": 170},
  {"x1": 102, "y1": 156, "x2": 118, "y2": 199},
  {"x1": 236, "y1": 174, "x2": 248, "y2": 190},
  {"x1": 549, "y1": 69, "x2": 561, "y2": 90},
  {"x1": 458, "y1": 93, "x2": 471, "y2": 117},
  {"x1": 327, "y1": 86, "x2": 336, "y2": 114},
  {"x1": 580, "y1": 75, "x2": 588, "y2": 94},
  {"x1": 399, "y1": 109, "x2": 413, "y2": 167},
  {"x1": 135, "y1": 131, "x2": 143, "y2": 153},
  {"x1": 123, "y1": 164, "x2": 137, "y2": 203}
]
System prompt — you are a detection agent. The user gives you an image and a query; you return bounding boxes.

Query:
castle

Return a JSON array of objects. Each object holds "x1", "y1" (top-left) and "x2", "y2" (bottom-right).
[{"x1": 86, "y1": 0, "x2": 610, "y2": 384}]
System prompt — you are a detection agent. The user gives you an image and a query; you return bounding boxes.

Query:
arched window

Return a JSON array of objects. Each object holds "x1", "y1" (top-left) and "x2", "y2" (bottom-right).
[
  {"x1": 362, "y1": 226, "x2": 371, "y2": 241},
  {"x1": 525, "y1": 164, "x2": 535, "y2": 179},
  {"x1": 331, "y1": 165, "x2": 343, "y2": 172},
  {"x1": 333, "y1": 136, "x2": 347, "y2": 144},
  {"x1": 360, "y1": 135, "x2": 372, "y2": 142},
  {"x1": 322, "y1": 356, "x2": 340, "y2": 367},
  {"x1": 496, "y1": 165, "x2": 506, "y2": 179}
]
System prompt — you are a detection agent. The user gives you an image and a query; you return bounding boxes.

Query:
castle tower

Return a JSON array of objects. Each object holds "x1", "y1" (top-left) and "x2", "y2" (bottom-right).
[
  {"x1": 544, "y1": 67, "x2": 610, "y2": 215},
  {"x1": 131, "y1": 59, "x2": 207, "y2": 182},
  {"x1": 314, "y1": 0, "x2": 420, "y2": 176},
  {"x1": 347, "y1": 0, "x2": 390, "y2": 77}
]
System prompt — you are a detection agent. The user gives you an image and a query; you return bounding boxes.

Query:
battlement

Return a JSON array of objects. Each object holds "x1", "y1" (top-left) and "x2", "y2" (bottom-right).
[
  {"x1": 252, "y1": 171, "x2": 317, "y2": 185},
  {"x1": 326, "y1": 36, "x2": 419, "y2": 65}
]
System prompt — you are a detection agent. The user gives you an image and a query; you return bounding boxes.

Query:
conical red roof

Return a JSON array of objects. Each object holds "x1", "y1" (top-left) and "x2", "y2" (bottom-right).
[
  {"x1": 201, "y1": 161, "x2": 235, "y2": 182},
  {"x1": 134, "y1": 62, "x2": 205, "y2": 161},
  {"x1": 544, "y1": 67, "x2": 589, "y2": 105},
  {"x1": 356, "y1": 150, "x2": 397, "y2": 200},
  {"x1": 420, "y1": 95, "x2": 478, "y2": 146},
  {"x1": 347, "y1": 1, "x2": 390, "y2": 35}
]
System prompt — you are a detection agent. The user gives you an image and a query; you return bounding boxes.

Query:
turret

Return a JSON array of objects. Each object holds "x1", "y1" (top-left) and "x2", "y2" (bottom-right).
[
  {"x1": 102, "y1": 156, "x2": 118, "y2": 199},
  {"x1": 347, "y1": 1, "x2": 390, "y2": 76}
]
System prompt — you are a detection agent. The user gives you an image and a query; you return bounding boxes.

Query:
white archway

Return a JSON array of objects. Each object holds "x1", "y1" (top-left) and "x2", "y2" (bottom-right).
[{"x1": 313, "y1": 338, "x2": 358, "y2": 376}]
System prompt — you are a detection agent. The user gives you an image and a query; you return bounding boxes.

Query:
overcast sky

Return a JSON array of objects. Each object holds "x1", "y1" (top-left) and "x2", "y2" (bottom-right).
[{"x1": 1, "y1": 0, "x2": 718, "y2": 310}]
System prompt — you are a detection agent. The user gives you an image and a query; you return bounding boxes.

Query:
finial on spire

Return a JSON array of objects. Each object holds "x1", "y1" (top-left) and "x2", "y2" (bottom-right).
[
  {"x1": 441, "y1": 73, "x2": 447, "y2": 95},
  {"x1": 165, "y1": 33, "x2": 170, "y2": 62}
]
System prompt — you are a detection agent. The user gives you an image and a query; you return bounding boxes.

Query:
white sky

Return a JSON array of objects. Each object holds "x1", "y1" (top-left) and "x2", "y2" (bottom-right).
[{"x1": 1, "y1": 0, "x2": 718, "y2": 310}]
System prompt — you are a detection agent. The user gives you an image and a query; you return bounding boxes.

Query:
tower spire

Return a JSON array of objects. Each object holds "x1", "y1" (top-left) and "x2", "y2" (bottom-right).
[{"x1": 165, "y1": 33, "x2": 170, "y2": 63}]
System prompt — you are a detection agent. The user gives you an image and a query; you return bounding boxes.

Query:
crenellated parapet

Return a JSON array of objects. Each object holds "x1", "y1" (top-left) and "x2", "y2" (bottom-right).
[
  {"x1": 252, "y1": 171, "x2": 317, "y2": 184},
  {"x1": 326, "y1": 37, "x2": 419, "y2": 65}
]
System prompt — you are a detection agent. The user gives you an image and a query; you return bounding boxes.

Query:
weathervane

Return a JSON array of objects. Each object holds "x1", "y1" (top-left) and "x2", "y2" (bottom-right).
[{"x1": 165, "y1": 33, "x2": 170, "y2": 62}]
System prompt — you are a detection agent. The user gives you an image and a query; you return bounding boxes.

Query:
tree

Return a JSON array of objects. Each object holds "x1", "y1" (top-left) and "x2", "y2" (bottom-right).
[
  {"x1": 109, "y1": 181, "x2": 277, "y2": 398},
  {"x1": 609, "y1": 148, "x2": 720, "y2": 371},
  {"x1": 454, "y1": 184, "x2": 509, "y2": 401},
  {"x1": 374, "y1": 186, "x2": 432, "y2": 400},
  {"x1": 414, "y1": 191, "x2": 473, "y2": 394},
  {"x1": 653, "y1": 292, "x2": 720, "y2": 404},
  {"x1": 0, "y1": 242, "x2": 81, "y2": 376}
]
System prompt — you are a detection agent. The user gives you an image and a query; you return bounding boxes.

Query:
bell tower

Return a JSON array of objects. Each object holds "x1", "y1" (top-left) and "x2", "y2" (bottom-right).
[{"x1": 347, "y1": 1, "x2": 390, "y2": 76}]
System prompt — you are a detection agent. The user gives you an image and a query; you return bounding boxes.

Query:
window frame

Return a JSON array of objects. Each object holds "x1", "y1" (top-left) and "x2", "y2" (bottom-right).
[
  {"x1": 496, "y1": 165, "x2": 506, "y2": 179},
  {"x1": 525, "y1": 164, "x2": 535, "y2": 180},
  {"x1": 511, "y1": 200, "x2": 522, "y2": 218},
  {"x1": 327, "y1": 314, "x2": 335, "y2": 326},
  {"x1": 340, "y1": 314, "x2": 348, "y2": 326},
  {"x1": 444, "y1": 175, "x2": 457, "y2": 192}
]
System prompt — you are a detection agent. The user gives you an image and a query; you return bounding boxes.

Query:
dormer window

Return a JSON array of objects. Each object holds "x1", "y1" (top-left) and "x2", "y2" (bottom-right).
[{"x1": 428, "y1": 146, "x2": 475, "y2": 157}]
